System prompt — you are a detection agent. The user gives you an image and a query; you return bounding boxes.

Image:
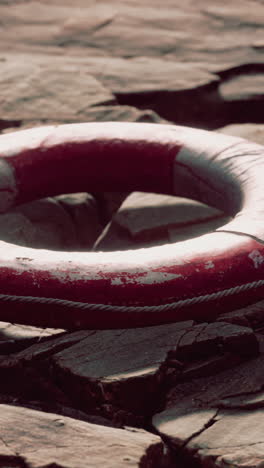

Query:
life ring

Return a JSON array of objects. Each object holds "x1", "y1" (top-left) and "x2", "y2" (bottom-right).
[{"x1": 0, "y1": 122, "x2": 263, "y2": 329}]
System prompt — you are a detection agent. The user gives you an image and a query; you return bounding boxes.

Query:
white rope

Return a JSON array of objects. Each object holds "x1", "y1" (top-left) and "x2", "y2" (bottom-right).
[{"x1": 0, "y1": 278, "x2": 263, "y2": 314}]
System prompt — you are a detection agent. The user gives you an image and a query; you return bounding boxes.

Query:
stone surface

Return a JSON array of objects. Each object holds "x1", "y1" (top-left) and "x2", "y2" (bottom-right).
[
  {"x1": 0, "y1": 321, "x2": 64, "y2": 354},
  {"x1": 0, "y1": 1, "x2": 264, "y2": 467},
  {"x1": 114, "y1": 193, "x2": 224, "y2": 239},
  {"x1": 94, "y1": 192, "x2": 229, "y2": 251},
  {"x1": 50, "y1": 321, "x2": 195, "y2": 424},
  {"x1": 0, "y1": 54, "x2": 115, "y2": 122},
  {"x1": 0, "y1": 2, "x2": 263, "y2": 129},
  {"x1": 16, "y1": 197, "x2": 77, "y2": 250},
  {"x1": 0, "y1": 195, "x2": 103, "y2": 251},
  {"x1": 220, "y1": 73, "x2": 264, "y2": 102},
  {"x1": 155, "y1": 407, "x2": 264, "y2": 467},
  {"x1": 55, "y1": 193, "x2": 102, "y2": 249},
  {"x1": 0, "y1": 212, "x2": 36, "y2": 247},
  {"x1": 1, "y1": 0, "x2": 262, "y2": 68},
  {"x1": 0, "y1": 404, "x2": 169, "y2": 468},
  {"x1": 153, "y1": 346, "x2": 264, "y2": 467},
  {"x1": 1, "y1": 104, "x2": 165, "y2": 135},
  {"x1": 0, "y1": 320, "x2": 256, "y2": 426},
  {"x1": 216, "y1": 299, "x2": 264, "y2": 331},
  {"x1": 75, "y1": 56, "x2": 218, "y2": 94},
  {"x1": 219, "y1": 123, "x2": 264, "y2": 146}
]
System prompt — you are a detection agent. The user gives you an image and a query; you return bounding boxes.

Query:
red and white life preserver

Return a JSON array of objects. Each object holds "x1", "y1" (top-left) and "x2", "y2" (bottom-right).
[{"x1": 0, "y1": 122, "x2": 263, "y2": 329}]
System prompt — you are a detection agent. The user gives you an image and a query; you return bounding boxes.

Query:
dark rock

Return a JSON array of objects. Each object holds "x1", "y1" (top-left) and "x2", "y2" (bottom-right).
[
  {"x1": 55, "y1": 193, "x2": 102, "y2": 250},
  {"x1": 174, "y1": 322, "x2": 258, "y2": 360},
  {"x1": 0, "y1": 195, "x2": 102, "y2": 251},
  {"x1": 0, "y1": 320, "x2": 254, "y2": 425},
  {"x1": 0, "y1": 212, "x2": 36, "y2": 247},
  {"x1": 17, "y1": 197, "x2": 77, "y2": 250},
  {"x1": 51, "y1": 321, "x2": 195, "y2": 423},
  {"x1": 217, "y1": 300, "x2": 264, "y2": 331}
]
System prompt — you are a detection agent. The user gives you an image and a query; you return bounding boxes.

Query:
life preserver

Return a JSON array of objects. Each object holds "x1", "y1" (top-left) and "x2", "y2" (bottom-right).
[{"x1": 0, "y1": 122, "x2": 263, "y2": 329}]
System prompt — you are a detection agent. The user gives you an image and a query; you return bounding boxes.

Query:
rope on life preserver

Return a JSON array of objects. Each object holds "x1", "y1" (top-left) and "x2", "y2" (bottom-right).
[
  {"x1": 0, "y1": 278, "x2": 264, "y2": 329},
  {"x1": 0, "y1": 278, "x2": 264, "y2": 310},
  {"x1": 0, "y1": 122, "x2": 264, "y2": 329}
]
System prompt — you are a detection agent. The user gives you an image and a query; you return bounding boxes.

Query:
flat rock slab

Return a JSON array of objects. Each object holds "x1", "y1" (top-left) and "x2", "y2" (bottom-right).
[
  {"x1": 1, "y1": 0, "x2": 262, "y2": 68},
  {"x1": 1, "y1": 102, "x2": 165, "y2": 136},
  {"x1": 114, "y1": 192, "x2": 224, "y2": 239},
  {"x1": 216, "y1": 299, "x2": 264, "y2": 330},
  {"x1": 94, "y1": 192, "x2": 229, "y2": 251},
  {"x1": 0, "y1": 55, "x2": 115, "y2": 122},
  {"x1": 155, "y1": 407, "x2": 264, "y2": 468},
  {"x1": 0, "y1": 320, "x2": 251, "y2": 424},
  {"x1": 76, "y1": 56, "x2": 218, "y2": 94},
  {"x1": 0, "y1": 321, "x2": 64, "y2": 354},
  {"x1": 50, "y1": 321, "x2": 196, "y2": 422},
  {"x1": 153, "y1": 346, "x2": 264, "y2": 467},
  {"x1": 0, "y1": 404, "x2": 169, "y2": 468},
  {"x1": 219, "y1": 123, "x2": 264, "y2": 146},
  {"x1": 219, "y1": 72, "x2": 264, "y2": 101}
]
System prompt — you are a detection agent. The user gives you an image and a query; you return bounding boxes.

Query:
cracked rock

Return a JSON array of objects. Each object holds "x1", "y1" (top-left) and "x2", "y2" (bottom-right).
[
  {"x1": 216, "y1": 300, "x2": 264, "y2": 331},
  {"x1": 155, "y1": 407, "x2": 264, "y2": 468},
  {"x1": 0, "y1": 320, "x2": 255, "y2": 426},
  {"x1": 187, "y1": 409, "x2": 264, "y2": 468},
  {"x1": 176, "y1": 322, "x2": 258, "y2": 360},
  {"x1": 153, "y1": 347, "x2": 264, "y2": 467},
  {"x1": 50, "y1": 321, "x2": 195, "y2": 424}
]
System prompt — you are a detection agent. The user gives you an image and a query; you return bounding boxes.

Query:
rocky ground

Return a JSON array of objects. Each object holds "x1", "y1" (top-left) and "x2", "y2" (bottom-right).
[{"x1": 0, "y1": 1, "x2": 264, "y2": 467}]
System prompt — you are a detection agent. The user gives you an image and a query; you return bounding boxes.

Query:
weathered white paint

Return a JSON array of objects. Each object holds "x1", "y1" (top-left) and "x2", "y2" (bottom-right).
[{"x1": 248, "y1": 249, "x2": 264, "y2": 269}]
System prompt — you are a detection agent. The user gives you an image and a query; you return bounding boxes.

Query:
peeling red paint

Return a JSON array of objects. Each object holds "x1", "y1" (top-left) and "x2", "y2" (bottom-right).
[{"x1": 0, "y1": 123, "x2": 263, "y2": 328}]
